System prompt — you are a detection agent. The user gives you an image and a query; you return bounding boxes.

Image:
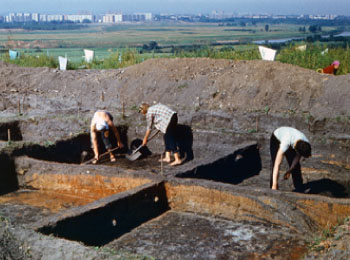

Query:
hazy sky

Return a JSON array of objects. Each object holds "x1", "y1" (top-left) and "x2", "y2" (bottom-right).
[{"x1": 1, "y1": 0, "x2": 350, "y2": 15}]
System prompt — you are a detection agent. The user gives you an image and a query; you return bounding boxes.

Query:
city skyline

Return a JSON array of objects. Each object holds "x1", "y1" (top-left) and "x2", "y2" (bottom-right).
[{"x1": 1, "y1": 0, "x2": 350, "y2": 16}]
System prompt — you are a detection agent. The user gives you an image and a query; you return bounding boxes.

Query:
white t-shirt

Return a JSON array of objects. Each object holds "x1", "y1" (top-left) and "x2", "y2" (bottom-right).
[
  {"x1": 274, "y1": 127, "x2": 309, "y2": 152},
  {"x1": 91, "y1": 111, "x2": 109, "y2": 131}
]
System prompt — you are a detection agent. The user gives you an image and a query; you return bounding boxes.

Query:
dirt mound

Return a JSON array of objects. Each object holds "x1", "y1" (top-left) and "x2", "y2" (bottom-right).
[
  {"x1": 1, "y1": 58, "x2": 349, "y2": 120},
  {"x1": 117, "y1": 58, "x2": 350, "y2": 118}
]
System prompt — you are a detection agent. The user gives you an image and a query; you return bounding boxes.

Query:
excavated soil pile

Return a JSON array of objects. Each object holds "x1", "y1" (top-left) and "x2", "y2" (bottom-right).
[{"x1": 1, "y1": 58, "x2": 350, "y2": 118}]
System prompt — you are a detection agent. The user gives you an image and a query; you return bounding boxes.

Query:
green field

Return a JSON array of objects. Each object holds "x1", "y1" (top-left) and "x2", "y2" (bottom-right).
[
  {"x1": 0, "y1": 22, "x2": 349, "y2": 73},
  {"x1": 1, "y1": 23, "x2": 316, "y2": 48},
  {"x1": 0, "y1": 22, "x2": 335, "y2": 59}
]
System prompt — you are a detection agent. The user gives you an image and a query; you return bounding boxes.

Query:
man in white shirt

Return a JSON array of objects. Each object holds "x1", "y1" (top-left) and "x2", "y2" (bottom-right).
[
  {"x1": 90, "y1": 110, "x2": 123, "y2": 164},
  {"x1": 270, "y1": 126, "x2": 312, "y2": 192}
]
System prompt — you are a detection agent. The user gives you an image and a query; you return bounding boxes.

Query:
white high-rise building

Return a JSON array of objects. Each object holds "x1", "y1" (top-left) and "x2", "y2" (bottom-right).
[
  {"x1": 47, "y1": 14, "x2": 64, "y2": 22},
  {"x1": 32, "y1": 13, "x2": 39, "y2": 22},
  {"x1": 6, "y1": 13, "x2": 15, "y2": 22},
  {"x1": 39, "y1": 14, "x2": 47, "y2": 22},
  {"x1": 15, "y1": 13, "x2": 23, "y2": 22},
  {"x1": 103, "y1": 14, "x2": 115, "y2": 23},
  {"x1": 114, "y1": 14, "x2": 122, "y2": 23},
  {"x1": 144, "y1": 13, "x2": 152, "y2": 21},
  {"x1": 65, "y1": 14, "x2": 94, "y2": 23},
  {"x1": 23, "y1": 13, "x2": 31, "y2": 22}
]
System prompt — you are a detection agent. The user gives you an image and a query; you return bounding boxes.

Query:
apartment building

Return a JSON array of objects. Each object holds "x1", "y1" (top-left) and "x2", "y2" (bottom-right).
[
  {"x1": 3, "y1": 12, "x2": 152, "y2": 23},
  {"x1": 47, "y1": 14, "x2": 64, "y2": 22},
  {"x1": 102, "y1": 12, "x2": 152, "y2": 23},
  {"x1": 32, "y1": 13, "x2": 39, "y2": 22},
  {"x1": 65, "y1": 14, "x2": 95, "y2": 23}
]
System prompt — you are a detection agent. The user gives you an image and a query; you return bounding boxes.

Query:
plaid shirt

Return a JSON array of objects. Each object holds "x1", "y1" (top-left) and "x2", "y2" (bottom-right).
[{"x1": 146, "y1": 104, "x2": 176, "y2": 133}]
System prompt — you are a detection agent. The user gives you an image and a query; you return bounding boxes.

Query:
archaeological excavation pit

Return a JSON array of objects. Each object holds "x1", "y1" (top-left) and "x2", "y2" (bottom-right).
[
  {"x1": 0, "y1": 157, "x2": 156, "y2": 224},
  {"x1": 36, "y1": 180, "x2": 309, "y2": 259},
  {"x1": 23, "y1": 173, "x2": 350, "y2": 259},
  {"x1": 10, "y1": 131, "x2": 167, "y2": 171},
  {"x1": 2, "y1": 133, "x2": 350, "y2": 259}
]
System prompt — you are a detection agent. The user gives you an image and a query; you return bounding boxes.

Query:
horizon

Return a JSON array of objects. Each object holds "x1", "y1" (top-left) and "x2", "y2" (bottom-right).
[{"x1": 1, "y1": 0, "x2": 350, "y2": 16}]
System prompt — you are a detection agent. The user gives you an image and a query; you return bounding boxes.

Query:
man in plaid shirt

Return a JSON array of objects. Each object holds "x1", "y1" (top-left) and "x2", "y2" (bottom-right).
[{"x1": 139, "y1": 103, "x2": 182, "y2": 166}]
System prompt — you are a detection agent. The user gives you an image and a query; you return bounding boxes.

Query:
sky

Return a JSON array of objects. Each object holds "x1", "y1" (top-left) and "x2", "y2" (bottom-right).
[{"x1": 1, "y1": 0, "x2": 350, "y2": 16}]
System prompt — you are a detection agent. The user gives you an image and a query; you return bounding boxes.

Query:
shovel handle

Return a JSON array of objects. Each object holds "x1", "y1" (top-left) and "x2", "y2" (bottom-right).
[
  {"x1": 81, "y1": 146, "x2": 121, "y2": 165},
  {"x1": 133, "y1": 130, "x2": 160, "y2": 153},
  {"x1": 148, "y1": 130, "x2": 160, "y2": 142}
]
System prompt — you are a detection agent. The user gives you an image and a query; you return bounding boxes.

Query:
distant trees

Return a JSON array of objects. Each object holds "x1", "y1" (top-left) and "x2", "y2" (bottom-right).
[
  {"x1": 299, "y1": 26, "x2": 306, "y2": 33},
  {"x1": 309, "y1": 25, "x2": 322, "y2": 33},
  {"x1": 265, "y1": 24, "x2": 269, "y2": 32},
  {"x1": 142, "y1": 41, "x2": 160, "y2": 51},
  {"x1": 0, "y1": 21, "x2": 85, "y2": 30}
]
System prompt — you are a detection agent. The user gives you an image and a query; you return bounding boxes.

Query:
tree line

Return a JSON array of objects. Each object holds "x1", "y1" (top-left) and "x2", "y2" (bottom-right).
[{"x1": 0, "y1": 21, "x2": 86, "y2": 30}]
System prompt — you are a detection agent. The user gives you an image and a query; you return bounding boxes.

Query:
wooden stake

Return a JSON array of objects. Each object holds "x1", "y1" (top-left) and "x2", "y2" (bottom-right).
[
  {"x1": 122, "y1": 101, "x2": 125, "y2": 119},
  {"x1": 7, "y1": 129, "x2": 11, "y2": 142},
  {"x1": 22, "y1": 95, "x2": 26, "y2": 114},
  {"x1": 160, "y1": 153, "x2": 163, "y2": 176},
  {"x1": 17, "y1": 100, "x2": 21, "y2": 115}
]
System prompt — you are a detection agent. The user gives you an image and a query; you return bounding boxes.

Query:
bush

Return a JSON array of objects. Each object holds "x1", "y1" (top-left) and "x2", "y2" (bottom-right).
[
  {"x1": 276, "y1": 44, "x2": 350, "y2": 74},
  {"x1": 1, "y1": 53, "x2": 58, "y2": 68}
]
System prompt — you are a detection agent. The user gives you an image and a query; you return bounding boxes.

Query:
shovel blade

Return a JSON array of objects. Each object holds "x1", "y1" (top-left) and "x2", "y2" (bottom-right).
[{"x1": 126, "y1": 150, "x2": 142, "y2": 161}]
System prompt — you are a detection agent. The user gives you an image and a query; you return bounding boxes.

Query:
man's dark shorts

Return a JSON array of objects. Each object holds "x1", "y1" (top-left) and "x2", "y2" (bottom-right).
[{"x1": 101, "y1": 129, "x2": 113, "y2": 150}]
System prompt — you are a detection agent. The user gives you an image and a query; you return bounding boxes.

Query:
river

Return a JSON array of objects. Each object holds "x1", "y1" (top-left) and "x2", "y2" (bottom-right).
[{"x1": 253, "y1": 31, "x2": 350, "y2": 44}]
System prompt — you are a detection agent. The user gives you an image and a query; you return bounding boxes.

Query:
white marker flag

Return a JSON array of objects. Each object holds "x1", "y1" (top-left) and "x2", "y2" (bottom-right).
[
  {"x1": 84, "y1": 49, "x2": 94, "y2": 63},
  {"x1": 9, "y1": 50, "x2": 19, "y2": 60},
  {"x1": 296, "y1": 45, "x2": 307, "y2": 51},
  {"x1": 258, "y1": 46, "x2": 277, "y2": 61},
  {"x1": 321, "y1": 48, "x2": 328, "y2": 55},
  {"x1": 58, "y1": 56, "x2": 67, "y2": 70}
]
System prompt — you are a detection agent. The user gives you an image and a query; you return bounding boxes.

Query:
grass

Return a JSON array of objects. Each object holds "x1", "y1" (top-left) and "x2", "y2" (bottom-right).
[
  {"x1": 0, "y1": 216, "x2": 32, "y2": 259},
  {"x1": 177, "y1": 83, "x2": 188, "y2": 89},
  {"x1": 306, "y1": 216, "x2": 350, "y2": 254},
  {"x1": 277, "y1": 43, "x2": 350, "y2": 73},
  {"x1": 2, "y1": 52, "x2": 58, "y2": 68},
  {"x1": 0, "y1": 22, "x2": 333, "y2": 49},
  {"x1": 2, "y1": 43, "x2": 350, "y2": 74}
]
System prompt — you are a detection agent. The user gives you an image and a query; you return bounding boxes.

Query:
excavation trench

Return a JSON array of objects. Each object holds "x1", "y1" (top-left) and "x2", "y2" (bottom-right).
[
  {"x1": 6, "y1": 123, "x2": 350, "y2": 198},
  {"x1": 10, "y1": 132, "x2": 166, "y2": 171},
  {"x1": 2, "y1": 137, "x2": 350, "y2": 259},
  {"x1": 9, "y1": 169, "x2": 350, "y2": 260}
]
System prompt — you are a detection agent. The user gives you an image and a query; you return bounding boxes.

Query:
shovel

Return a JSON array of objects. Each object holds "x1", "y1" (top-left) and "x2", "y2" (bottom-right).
[
  {"x1": 81, "y1": 146, "x2": 121, "y2": 165},
  {"x1": 126, "y1": 130, "x2": 159, "y2": 161}
]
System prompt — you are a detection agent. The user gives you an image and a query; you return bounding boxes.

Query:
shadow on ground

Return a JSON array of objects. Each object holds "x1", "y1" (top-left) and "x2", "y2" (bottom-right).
[
  {"x1": 304, "y1": 178, "x2": 349, "y2": 198},
  {"x1": 176, "y1": 144, "x2": 261, "y2": 185}
]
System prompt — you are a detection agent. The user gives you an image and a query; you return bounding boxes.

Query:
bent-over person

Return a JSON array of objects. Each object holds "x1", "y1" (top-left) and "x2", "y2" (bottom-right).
[
  {"x1": 320, "y1": 60, "x2": 340, "y2": 75},
  {"x1": 270, "y1": 126, "x2": 311, "y2": 192},
  {"x1": 139, "y1": 103, "x2": 182, "y2": 166},
  {"x1": 90, "y1": 110, "x2": 123, "y2": 164}
]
